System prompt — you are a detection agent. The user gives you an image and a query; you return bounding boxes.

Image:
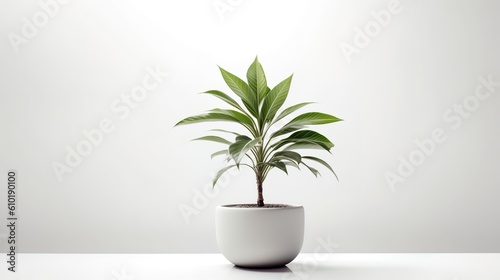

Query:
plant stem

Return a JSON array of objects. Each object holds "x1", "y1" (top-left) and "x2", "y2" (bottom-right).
[
  {"x1": 257, "y1": 176, "x2": 264, "y2": 207},
  {"x1": 255, "y1": 121, "x2": 265, "y2": 207}
]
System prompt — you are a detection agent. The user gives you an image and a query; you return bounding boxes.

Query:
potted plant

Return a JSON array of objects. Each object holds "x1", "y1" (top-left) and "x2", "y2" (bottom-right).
[{"x1": 175, "y1": 57, "x2": 342, "y2": 268}]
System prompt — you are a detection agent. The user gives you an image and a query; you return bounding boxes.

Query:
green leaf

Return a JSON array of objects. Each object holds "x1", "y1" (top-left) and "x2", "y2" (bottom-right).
[
  {"x1": 218, "y1": 66, "x2": 258, "y2": 117},
  {"x1": 192, "y1": 136, "x2": 231, "y2": 145},
  {"x1": 200, "y1": 90, "x2": 246, "y2": 113},
  {"x1": 235, "y1": 135, "x2": 251, "y2": 141},
  {"x1": 302, "y1": 156, "x2": 338, "y2": 180},
  {"x1": 213, "y1": 165, "x2": 238, "y2": 187},
  {"x1": 210, "y1": 129, "x2": 241, "y2": 136},
  {"x1": 229, "y1": 137, "x2": 261, "y2": 165},
  {"x1": 211, "y1": 150, "x2": 228, "y2": 159},
  {"x1": 175, "y1": 112, "x2": 244, "y2": 126},
  {"x1": 237, "y1": 138, "x2": 260, "y2": 163},
  {"x1": 286, "y1": 130, "x2": 334, "y2": 149},
  {"x1": 246, "y1": 57, "x2": 268, "y2": 102},
  {"x1": 272, "y1": 151, "x2": 302, "y2": 164},
  {"x1": 270, "y1": 125, "x2": 304, "y2": 139},
  {"x1": 273, "y1": 130, "x2": 334, "y2": 151},
  {"x1": 209, "y1": 109, "x2": 255, "y2": 128},
  {"x1": 231, "y1": 135, "x2": 255, "y2": 163},
  {"x1": 285, "y1": 112, "x2": 342, "y2": 127},
  {"x1": 271, "y1": 112, "x2": 341, "y2": 139},
  {"x1": 283, "y1": 160, "x2": 300, "y2": 170},
  {"x1": 283, "y1": 142, "x2": 325, "y2": 151},
  {"x1": 272, "y1": 158, "x2": 300, "y2": 169},
  {"x1": 261, "y1": 74, "x2": 293, "y2": 123},
  {"x1": 268, "y1": 160, "x2": 288, "y2": 174},
  {"x1": 273, "y1": 102, "x2": 314, "y2": 125},
  {"x1": 301, "y1": 161, "x2": 321, "y2": 177}
]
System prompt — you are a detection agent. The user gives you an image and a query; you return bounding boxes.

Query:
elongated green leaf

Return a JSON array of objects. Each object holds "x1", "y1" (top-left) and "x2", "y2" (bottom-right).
[
  {"x1": 219, "y1": 66, "x2": 258, "y2": 117},
  {"x1": 271, "y1": 112, "x2": 341, "y2": 139},
  {"x1": 270, "y1": 125, "x2": 304, "y2": 139},
  {"x1": 229, "y1": 137, "x2": 250, "y2": 156},
  {"x1": 235, "y1": 135, "x2": 251, "y2": 141},
  {"x1": 211, "y1": 149, "x2": 228, "y2": 159},
  {"x1": 268, "y1": 160, "x2": 288, "y2": 174},
  {"x1": 210, "y1": 129, "x2": 241, "y2": 136},
  {"x1": 283, "y1": 160, "x2": 300, "y2": 170},
  {"x1": 261, "y1": 74, "x2": 293, "y2": 123},
  {"x1": 241, "y1": 139, "x2": 260, "y2": 159},
  {"x1": 213, "y1": 165, "x2": 237, "y2": 187},
  {"x1": 209, "y1": 108, "x2": 255, "y2": 128},
  {"x1": 229, "y1": 137, "x2": 261, "y2": 164},
  {"x1": 284, "y1": 112, "x2": 342, "y2": 127},
  {"x1": 200, "y1": 90, "x2": 246, "y2": 113},
  {"x1": 273, "y1": 130, "x2": 334, "y2": 151},
  {"x1": 175, "y1": 112, "x2": 244, "y2": 126},
  {"x1": 283, "y1": 142, "x2": 326, "y2": 151},
  {"x1": 302, "y1": 156, "x2": 338, "y2": 180},
  {"x1": 301, "y1": 161, "x2": 321, "y2": 177},
  {"x1": 286, "y1": 130, "x2": 334, "y2": 148},
  {"x1": 273, "y1": 102, "x2": 314, "y2": 125},
  {"x1": 272, "y1": 151, "x2": 302, "y2": 164},
  {"x1": 192, "y1": 136, "x2": 231, "y2": 145},
  {"x1": 270, "y1": 158, "x2": 300, "y2": 170},
  {"x1": 246, "y1": 57, "x2": 268, "y2": 102}
]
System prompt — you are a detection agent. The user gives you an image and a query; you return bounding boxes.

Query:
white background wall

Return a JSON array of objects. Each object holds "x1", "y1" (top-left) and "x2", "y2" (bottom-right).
[{"x1": 0, "y1": 0, "x2": 499, "y2": 253}]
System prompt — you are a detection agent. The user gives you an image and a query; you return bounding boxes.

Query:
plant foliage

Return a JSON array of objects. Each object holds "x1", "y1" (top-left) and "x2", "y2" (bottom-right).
[{"x1": 176, "y1": 57, "x2": 342, "y2": 206}]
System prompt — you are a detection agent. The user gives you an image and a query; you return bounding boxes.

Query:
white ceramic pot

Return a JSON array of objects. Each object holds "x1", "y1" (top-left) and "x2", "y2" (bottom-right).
[{"x1": 216, "y1": 204, "x2": 304, "y2": 268}]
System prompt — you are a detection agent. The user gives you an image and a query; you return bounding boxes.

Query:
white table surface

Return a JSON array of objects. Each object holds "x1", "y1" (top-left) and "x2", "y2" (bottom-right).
[{"x1": 1, "y1": 253, "x2": 499, "y2": 280}]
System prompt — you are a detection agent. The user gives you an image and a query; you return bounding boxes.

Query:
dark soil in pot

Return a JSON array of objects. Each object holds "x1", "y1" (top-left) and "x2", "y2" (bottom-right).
[{"x1": 224, "y1": 204, "x2": 294, "y2": 208}]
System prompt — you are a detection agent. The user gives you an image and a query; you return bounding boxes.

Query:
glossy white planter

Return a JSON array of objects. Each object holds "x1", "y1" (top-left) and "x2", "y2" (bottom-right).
[{"x1": 216, "y1": 204, "x2": 304, "y2": 268}]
